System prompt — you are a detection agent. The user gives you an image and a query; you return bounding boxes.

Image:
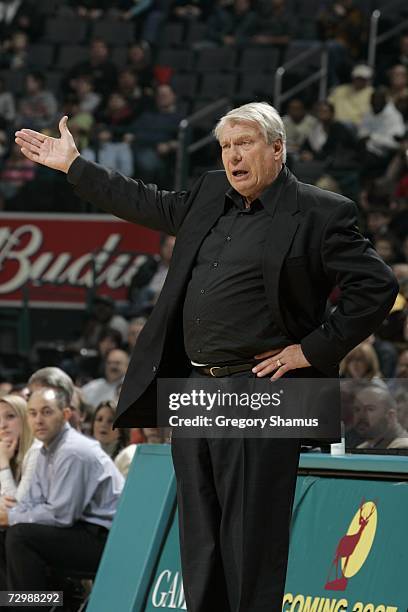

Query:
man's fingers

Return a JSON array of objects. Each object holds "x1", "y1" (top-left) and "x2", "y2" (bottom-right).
[
  {"x1": 59, "y1": 115, "x2": 70, "y2": 136},
  {"x1": 15, "y1": 128, "x2": 46, "y2": 143},
  {"x1": 270, "y1": 364, "x2": 291, "y2": 381},
  {"x1": 21, "y1": 147, "x2": 40, "y2": 162},
  {"x1": 16, "y1": 137, "x2": 41, "y2": 154}
]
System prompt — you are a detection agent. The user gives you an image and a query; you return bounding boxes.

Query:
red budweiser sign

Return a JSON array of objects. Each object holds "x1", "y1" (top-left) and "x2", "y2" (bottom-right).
[{"x1": 0, "y1": 213, "x2": 160, "y2": 307}]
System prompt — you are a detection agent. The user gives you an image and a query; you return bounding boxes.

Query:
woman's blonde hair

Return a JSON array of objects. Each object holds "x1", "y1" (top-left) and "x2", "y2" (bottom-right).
[
  {"x1": 0, "y1": 395, "x2": 33, "y2": 482},
  {"x1": 340, "y1": 342, "x2": 382, "y2": 380}
]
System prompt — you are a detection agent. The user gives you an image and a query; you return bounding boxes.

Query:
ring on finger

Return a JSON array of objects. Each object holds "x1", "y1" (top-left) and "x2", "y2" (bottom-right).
[{"x1": 276, "y1": 359, "x2": 282, "y2": 368}]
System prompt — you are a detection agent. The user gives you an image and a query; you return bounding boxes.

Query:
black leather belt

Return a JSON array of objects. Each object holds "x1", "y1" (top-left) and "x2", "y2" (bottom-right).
[{"x1": 193, "y1": 362, "x2": 256, "y2": 377}]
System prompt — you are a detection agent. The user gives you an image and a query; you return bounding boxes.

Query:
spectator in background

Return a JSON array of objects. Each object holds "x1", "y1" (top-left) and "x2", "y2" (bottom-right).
[
  {"x1": 96, "y1": 92, "x2": 136, "y2": 131},
  {"x1": 126, "y1": 42, "x2": 153, "y2": 89},
  {"x1": 114, "y1": 0, "x2": 154, "y2": 21},
  {"x1": 128, "y1": 234, "x2": 176, "y2": 314},
  {"x1": 328, "y1": 64, "x2": 373, "y2": 127},
  {"x1": 395, "y1": 387, "x2": 408, "y2": 431},
  {"x1": 340, "y1": 341, "x2": 383, "y2": 381},
  {"x1": 66, "y1": 327, "x2": 124, "y2": 385},
  {"x1": 63, "y1": 95, "x2": 94, "y2": 151},
  {"x1": 0, "y1": 78, "x2": 15, "y2": 126},
  {"x1": 392, "y1": 33, "x2": 408, "y2": 72},
  {"x1": 354, "y1": 383, "x2": 408, "y2": 449},
  {"x1": 127, "y1": 84, "x2": 182, "y2": 185},
  {"x1": 282, "y1": 98, "x2": 317, "y2": 159},
  {"x1": 91, "y1": 400, "x2": 130, "y2": 460},
  {"x1": 359, "y1": 87, "x2": 405, "y2": 182},
  {"x1": 69, "y1": 387, "x2": 89, "y2": 433},
  {"x1": 117, "y1": 68, "x2": 148, "y2": 118},
  {"x1": 67, "y1": 0, "x2": 111, "y2": 19},
  {"x1": 28, "y1": 366, "x2": 74, "y2": 403},
  {"x1": 0, "y1": 394, "x2": 41, "y2": 589},
  {"x1": 73, "y1": 76, "x2": 101, "y2": 115},
  {"x1": 126, "y1": 317, "x2": 147, "y2": 352},
  {"x1": 0, "y1": 30, "x2": 29, "y2": 70},
  {"x1": 396, "y1": 349, "x2": 408, "y2": 378},
  {"x1": 64, "y1": 38, "x2": 117, "y2": 99},
  {"x1": 317, "y1": 0, "x2": 366, "y2": 84},
  {"x1": 0, "y1": 387, "x2": 124, "y2": 593},
  {"x1": 16, "y1": 72, "x2": 58, "y2": 131},
  {"x1": 0, "y1": 0, "x2": 42, "y2": 46},
  {"x1": 301, "y1": 100, "x2": 358, "y2": 171},
  {"x1": 77, "y1": 295, "x2": 129, "y2": 348},
  {"x1": 81, "y1": 349, "x2": 129, "y2": 408},
  {"x1": 0, "y1": 142, "x2": 36, "y2": 204},
  {"x1": 205, "y1": 0, "x2": 258, "y2": 47},
  {"x1": 170, "y1": 0, "x2": 215, "y2": 22},
  {"x1": 373, "y1": 233, "x2": 401, "y2": 266},
  {"x1": 82, "y1": 126, "x2": 134, "y2": 177},
  {"x1": 252, "y1": 0, "x2": 292, "y2": 60},
  {"x1": 386, "y1": 64, "x2": 408, "y2": 104}
]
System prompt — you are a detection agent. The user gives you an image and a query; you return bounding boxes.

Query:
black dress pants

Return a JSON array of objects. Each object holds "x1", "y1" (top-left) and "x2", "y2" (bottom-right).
[
  {"x1": 2, "y1": 521, "x2": 108, "y2": 611},
  {"x1": 171, "y1": 372, "x2": 300, "y2": 612}
]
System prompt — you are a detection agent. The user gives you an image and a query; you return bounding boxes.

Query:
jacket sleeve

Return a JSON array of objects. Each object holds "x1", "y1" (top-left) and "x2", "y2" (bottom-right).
[
  {"x1": 301, "y1": 200, "x2": 399, "y2": 373},
  {"x1": 67, "y1": 156, "x2": 204, "y2": 235}
]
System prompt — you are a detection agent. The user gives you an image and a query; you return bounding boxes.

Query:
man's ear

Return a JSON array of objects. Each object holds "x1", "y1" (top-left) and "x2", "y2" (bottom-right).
[
  {"x1": 63, "y1": 407, "x2": 73, "y2": 422},
  {"x1": 273, "y1": 138, "x2": 284, "y2": 160}
]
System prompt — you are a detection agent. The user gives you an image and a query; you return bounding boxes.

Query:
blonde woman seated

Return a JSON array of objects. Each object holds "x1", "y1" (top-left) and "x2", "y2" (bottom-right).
[
  {"x1": 0, "y1": 395, "x2": 41, "y2": 506},
  {"x1": 340, "y1": 341, "x2": 383, "y2": 382}
]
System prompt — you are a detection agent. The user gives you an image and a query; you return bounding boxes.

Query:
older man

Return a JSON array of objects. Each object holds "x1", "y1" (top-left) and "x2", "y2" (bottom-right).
[{"x1": 15, "y1": 103, "x2": 397, "y2": 611}]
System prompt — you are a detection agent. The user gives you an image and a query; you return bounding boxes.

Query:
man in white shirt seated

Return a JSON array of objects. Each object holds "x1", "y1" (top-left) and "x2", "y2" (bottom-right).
[
  {"x1": 0, "y1": 386, "x2": 124, "y2": 596},
  {"x1": 81, "y1": 349, "x2": 129, "y2": 408}
]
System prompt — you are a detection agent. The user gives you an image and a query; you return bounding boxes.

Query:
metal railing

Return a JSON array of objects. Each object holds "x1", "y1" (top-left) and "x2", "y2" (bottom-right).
[
  {"x1": 368, "y1": 2, "x2": 408, "y2": 68},
  {"x1": 274, "y1": 45, "x2": 329, "y2": 112},
  {"x1": 175, "y1": 98, "x2": 231, "y2": 191}
]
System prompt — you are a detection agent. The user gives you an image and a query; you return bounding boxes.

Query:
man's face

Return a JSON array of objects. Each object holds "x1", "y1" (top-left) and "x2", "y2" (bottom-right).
[
  {"x1": 353, "y1": 389, "x2": 391, "y2": 439},
  {"x1": 397, "y1": 351, "x2": 408, "y2": 378},
  {"x1": 220, "y1": 120, "x2": 283, "y2": 201},
  {"x1": 105, "y1": 350, "x2": 129, "y2": 383},
  {"x1": 27, "y1": 389, "x2": 69, "y2": 447},
  {"x1": 288, "y1": 99, "x2": 305, "y2": 123},
  {"x1": 91, "y1": 40, "x2": 108, "y2": 62}
]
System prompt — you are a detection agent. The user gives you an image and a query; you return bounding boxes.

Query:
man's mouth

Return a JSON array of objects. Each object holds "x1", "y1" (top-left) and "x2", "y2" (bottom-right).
[{"x1": 232, "y1": 170, "x2": 248, "y2": 178}]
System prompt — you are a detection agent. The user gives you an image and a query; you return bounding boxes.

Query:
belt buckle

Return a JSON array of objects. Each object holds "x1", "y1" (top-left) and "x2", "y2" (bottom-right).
[{"x1": 209, "y1": 366, "x2": 221, "y2": 377}]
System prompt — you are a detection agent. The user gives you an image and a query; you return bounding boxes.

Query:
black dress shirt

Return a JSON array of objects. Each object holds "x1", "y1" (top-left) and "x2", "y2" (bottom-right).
[{"x1": 183, "y1": 172, "x2": 292, "y2": 364}]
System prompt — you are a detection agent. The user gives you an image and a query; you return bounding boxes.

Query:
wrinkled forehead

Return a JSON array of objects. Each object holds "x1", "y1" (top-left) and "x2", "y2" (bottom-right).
[{"x1": 218, "y1": 119, "x2": 265, "y2": 143}]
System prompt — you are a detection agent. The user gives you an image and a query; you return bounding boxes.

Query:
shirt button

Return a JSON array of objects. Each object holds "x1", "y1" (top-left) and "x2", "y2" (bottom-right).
[
  {"x1": 226, "y1": 236, "x2": 231, "y2": 241},
  {"x1": 196, "y1": 317, "x2": 200, "y2": 324},
  {"x1": 152, "y1": 365, "x2": 157, "y2": 373},
  {"x1": 200, "y1": 289, "x2": 205, "y2": 294},
  {"x1": 213, "y1": 262, "x2": 218, "y2": 267},
  {"x1": 197, "y1": 349, "x2": 201, "y2": 353}
]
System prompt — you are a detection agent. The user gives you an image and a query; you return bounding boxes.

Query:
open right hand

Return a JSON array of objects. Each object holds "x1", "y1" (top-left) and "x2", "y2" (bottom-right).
[{"x1": 15, "y1": 115, "x2": 80, "y2": 174}]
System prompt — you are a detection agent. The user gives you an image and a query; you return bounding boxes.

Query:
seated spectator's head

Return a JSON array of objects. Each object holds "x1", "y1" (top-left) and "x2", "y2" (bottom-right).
[
  {"x1": 92, "y1": 295, "x2": 115, "y2": 323},
  {"x1": 373, "y1": 233, "x2": 400, "y2": 264},
  {"x1": 0, "y1": 381, "x2": 13, "y2": 397},
  {"x1": 340, "y1": 342, "x2": 382, "y2": 380},
  {"x1": 127, "y1": 317, "x2": 147, "y2": 351},
  {"x1": 366, "y1": 208, "x2": 391, "y2": 237},
  {"x1": 28, "y1": 367, "x2": 74, "y2": 404},
  {"x1": 0, "y1": 394, "x2": 33, "y2": 478},
  {"x1": 399, "y1": 33, "x2": 408, "y2": 57},
  {"x1": 91, "y1": 400, "x2": 130, "y2": 458},
  {"x1": 25, "y1": 72, "x2": 45, "y2": 95},
  {"x1": 69, "y1": 386, "x2": 89, "y2": 432},
  {"x1": 316, "y1": 100, "x2": 335, "y2": 125},
  {"x1": 370, "y1": 87, "x2": 388, "y2": 115},
  {"x1": 104, "y1": 349, "x2": 129, "y2": 383},
  {"x1": 118, "y1": 69, "x2": 139, "y2": 94},
  {"x1": 75, "y1": 75, "x2": 95, "y2": 98},
  {"x1": 127, "y1": 43, "x2": 150, "y2": 68},
  {"x1": 98, "y1": 328, "x2": 122, "y2": 357},
  {"x1": 234, "y1": 0, "x2": 251, "y2": 12},
  {"x1": 396, "y1": 349, "x2": 408, "y2": 378},
  {"x1": 286, "y1": 99, "x2": 306, "y2": 124},
  {"x1": 395, "y1": 388, "x2": 408, "y2": 430},
  {"x1": 391, "y1": 263, "x2": 408, "y2": 283},
  {"x1": 27, "y1": 388, "x2": 71, "y2": 448},
  {"x1": 388, "y1": 64, "x2": 408, "y2": 93},
  {"x1": 106, "y1": 92, "x2": 129, "y2": 114},
  {"x1": 353, "y1": 383, "x2": 398, "y2": 441},
  {"x1": 351, "y1": 64, "x2": 373, "y2": 90},
  {"x1": 155, "y1": 84, "x2": 177, "y2": 113},
  {"x1": 90, "y1": 38, "x2": 109, "y2": 64},
  {"x1": 11, "y1": 30, "x2": 28, "y2": 52}
]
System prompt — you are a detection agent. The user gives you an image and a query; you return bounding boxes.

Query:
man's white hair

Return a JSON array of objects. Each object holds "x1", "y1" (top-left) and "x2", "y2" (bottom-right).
[{"x1": 214, "y1": 102, "x2": 287, "y2": 163}]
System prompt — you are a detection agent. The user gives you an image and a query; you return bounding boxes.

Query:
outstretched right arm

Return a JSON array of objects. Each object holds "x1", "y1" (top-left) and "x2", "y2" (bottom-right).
[{"x1": 15, "y1": 116, "x2": 197, "y2": 235}]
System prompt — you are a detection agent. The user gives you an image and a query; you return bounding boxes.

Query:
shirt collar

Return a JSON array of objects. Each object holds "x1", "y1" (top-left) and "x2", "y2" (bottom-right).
[
  {"x1": 226, "y1": 164, "x2": 288, "y2": 215},
  {"x1": 41, "y1": 422, "x2": 71, "y2": 456}
]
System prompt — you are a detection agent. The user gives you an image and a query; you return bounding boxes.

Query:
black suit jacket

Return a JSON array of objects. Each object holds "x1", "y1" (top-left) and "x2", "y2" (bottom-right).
[{"x1": 68, "y1": 159, "x2": 399, "y2": 427}]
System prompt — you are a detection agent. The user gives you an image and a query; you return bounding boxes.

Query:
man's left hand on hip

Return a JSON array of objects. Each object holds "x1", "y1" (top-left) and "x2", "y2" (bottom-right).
[{"x1": 252, "y1": 345, "x2": 311, "y2": 380}]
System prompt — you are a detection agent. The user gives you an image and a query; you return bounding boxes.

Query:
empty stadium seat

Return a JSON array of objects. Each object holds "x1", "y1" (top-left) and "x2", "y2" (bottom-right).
[
  {"x1": 28, "y1": 44, "x2": 55, "y2": 70},
  {"x1": 156, "y1": 48, "x2": 195, "y2": 72},
  {"x1": 171, "y1": 73, "x2": 198, "y2": 99},
  {"x1": 161, "y1": 22, "x2": 184, "y2": 47},
  {"x1": 195, "y1": 47, "x2": 237, "y2": 72},
  {"x1": 91, "y1": 20, "x2": 135, "y2": 46},
  {"x1": 44, "y1": 18, "x2": 87, "y2": 45},
  {"x1": 199, "y1": 73, "x2": 237, "y2": 98},
  {"x1": 239, "y1": 47, "x2": 280, "y2": 73},
  {"x1": 56, "y1": 45, "x2": 88, "y2": 71}
]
